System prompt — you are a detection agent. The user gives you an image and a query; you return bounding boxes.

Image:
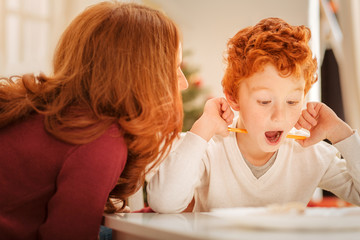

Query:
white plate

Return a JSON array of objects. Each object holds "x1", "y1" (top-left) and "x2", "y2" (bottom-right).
[{"x1": 209, "y1": 207, "x2": 360, "y2": 230}]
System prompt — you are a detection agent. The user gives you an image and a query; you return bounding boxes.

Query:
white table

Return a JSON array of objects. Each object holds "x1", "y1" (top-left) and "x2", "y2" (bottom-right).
[{"x1": 103, "y1": 210, "x2": 360, "y2": 240}]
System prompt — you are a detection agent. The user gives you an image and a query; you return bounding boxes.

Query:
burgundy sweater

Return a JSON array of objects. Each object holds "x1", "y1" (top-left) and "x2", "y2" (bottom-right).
[{"x1": 0, "y1": 114, "x2": 127, "y2": 240}]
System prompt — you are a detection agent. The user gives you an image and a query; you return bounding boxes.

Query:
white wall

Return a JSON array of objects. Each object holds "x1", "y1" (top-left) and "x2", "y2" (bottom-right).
[
  {"x1": 335, "y1": 0, "x2": 360, "y2": 129},
  {"x1": 148, "y1": 0, "x2": 312, "y2": 97},
  {"x1": 3, "y1": 0, "x2": 358, "y2": 128},
  {"x1": 2, "y1": 0, "x2": 315, "y2": 98}
]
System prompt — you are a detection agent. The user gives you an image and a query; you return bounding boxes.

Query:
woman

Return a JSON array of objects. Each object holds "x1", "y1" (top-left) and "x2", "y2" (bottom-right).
[{"x1": 0, "y1": 2, "x2": 187, "y2": 239}]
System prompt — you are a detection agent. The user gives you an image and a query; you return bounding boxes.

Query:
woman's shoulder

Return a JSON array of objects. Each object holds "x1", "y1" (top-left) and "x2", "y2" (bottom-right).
[
  {"x1": 64, "y1": 124, "x2": 127, "y2": 187},
  {"x1": 76, "y1": 123, "x2": 127, "y2": 159}
]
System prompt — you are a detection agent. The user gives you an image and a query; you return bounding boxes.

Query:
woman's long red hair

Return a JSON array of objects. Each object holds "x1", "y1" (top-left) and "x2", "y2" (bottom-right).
[
  {"x1": 222, "y1": 17, "x2": 318, "y2": 100},
  {"x1": 0, "y1": 2, "x2": 183, "y2": 210}
]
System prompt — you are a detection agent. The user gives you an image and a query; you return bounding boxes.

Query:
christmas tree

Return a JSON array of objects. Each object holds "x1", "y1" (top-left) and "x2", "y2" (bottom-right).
[{"x1": 181, "y1": 51, "x2": 211, "y2": 131}]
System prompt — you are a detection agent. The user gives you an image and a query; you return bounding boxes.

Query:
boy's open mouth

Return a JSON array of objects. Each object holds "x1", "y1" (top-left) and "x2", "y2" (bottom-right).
[{"x1": 265, "y1": 131, "x2": 283, "y2": 144}]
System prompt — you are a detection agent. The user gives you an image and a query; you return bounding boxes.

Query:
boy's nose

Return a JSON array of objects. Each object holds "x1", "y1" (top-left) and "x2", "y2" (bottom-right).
[{"x1": 271, "y1": 104, "x2": 286, "y2": 122}]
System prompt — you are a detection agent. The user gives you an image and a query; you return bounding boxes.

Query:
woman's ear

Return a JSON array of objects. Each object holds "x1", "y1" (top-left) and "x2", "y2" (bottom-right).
[{"x1": 225, "y1": 92, "x2": 240, "y2": 111}]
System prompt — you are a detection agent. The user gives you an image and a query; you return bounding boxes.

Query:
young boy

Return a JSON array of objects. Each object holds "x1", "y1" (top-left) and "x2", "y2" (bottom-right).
[{"x1": 147, "y1": 17, "x2": 360, "y2": 213}]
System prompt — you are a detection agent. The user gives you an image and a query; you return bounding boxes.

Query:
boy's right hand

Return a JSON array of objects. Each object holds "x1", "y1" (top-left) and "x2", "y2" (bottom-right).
[{"x1": 190, "y1": 97, "x2": 234, "y2": 141}]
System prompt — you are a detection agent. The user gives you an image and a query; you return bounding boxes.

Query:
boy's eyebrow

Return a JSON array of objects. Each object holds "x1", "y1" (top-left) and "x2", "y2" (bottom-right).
[
  {"x1": 250, "y1": 86, "x2": 304, "y2": 92},
  {"x1": 250, "y1": 86, "x2": 270, "y2": 92}
]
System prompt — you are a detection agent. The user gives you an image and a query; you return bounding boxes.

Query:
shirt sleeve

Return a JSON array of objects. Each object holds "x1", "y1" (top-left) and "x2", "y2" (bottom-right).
[
  {"x1": 320, "y1": 130, "x2": 360, "y2": 205},
  {"x1": 38, "y1": 133, "x2": 127, "y2": 240},
  {"x1": 147, "y1": 132, "x2": 208, "y2": 213}
]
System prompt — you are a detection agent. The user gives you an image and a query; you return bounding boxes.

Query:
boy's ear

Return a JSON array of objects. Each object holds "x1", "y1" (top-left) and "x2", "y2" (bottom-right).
[{"x1": 225, "y1": 92, "x2": 240, "y2": 111}]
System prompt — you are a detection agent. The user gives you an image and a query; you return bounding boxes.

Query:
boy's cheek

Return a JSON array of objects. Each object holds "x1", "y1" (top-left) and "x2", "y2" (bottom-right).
[{"x1": 290, "y1": 113, "x2": 302, "y2": 128}]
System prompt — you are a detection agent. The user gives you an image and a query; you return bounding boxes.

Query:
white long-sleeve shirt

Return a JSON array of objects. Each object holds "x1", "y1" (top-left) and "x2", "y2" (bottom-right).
[{"x1": 147, "y1": 119, "x2": 360, "y2": 213}]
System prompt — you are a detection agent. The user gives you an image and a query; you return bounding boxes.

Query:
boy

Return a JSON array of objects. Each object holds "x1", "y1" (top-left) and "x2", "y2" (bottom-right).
[{"x1": 147, "y1": 18, "x2": 360, "y2": 212}]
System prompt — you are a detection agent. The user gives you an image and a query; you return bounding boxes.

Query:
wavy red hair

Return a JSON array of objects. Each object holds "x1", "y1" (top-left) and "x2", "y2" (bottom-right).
[
  {"x1": 0, "y1": 2, "x2": 183, "y2": 211},
  {"x1": 222, "y1": 17, "x2": 318, "y2": 100}
]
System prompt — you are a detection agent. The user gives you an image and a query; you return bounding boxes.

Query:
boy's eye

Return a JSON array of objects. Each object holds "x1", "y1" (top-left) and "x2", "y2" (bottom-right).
[
  {"x1": 287, "y1": 100, "x2": 299, "y2": 105},
  {"x1": 257, "y1": 100, "x2": 271, "y2": 105}
]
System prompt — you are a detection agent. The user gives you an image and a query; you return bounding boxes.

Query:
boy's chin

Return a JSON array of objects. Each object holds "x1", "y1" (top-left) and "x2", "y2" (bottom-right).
[
  {"x1": 261, "y1": 140, "x2": 283, "y2": 152},
  {"x1": 262, "y1": 147, "x2": 280, "y2": 153}
]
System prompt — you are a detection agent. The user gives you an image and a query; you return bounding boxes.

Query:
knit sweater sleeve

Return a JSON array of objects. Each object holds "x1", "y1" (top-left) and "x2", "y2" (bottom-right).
[
  {"x1": 320, "y1": 130, "x2": 360, "y2": 205},
  {"x1": 147, "y1": 132, "x2": 208, "y2": 213},
  {"x1": 38, "y1": 130, "x2": 127, "y2": 240}
]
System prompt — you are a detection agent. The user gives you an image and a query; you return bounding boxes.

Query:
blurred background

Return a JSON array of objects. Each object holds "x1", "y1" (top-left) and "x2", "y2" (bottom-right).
[{"x1": 0, "y1": 0, "x2": 359, "y2": 130}]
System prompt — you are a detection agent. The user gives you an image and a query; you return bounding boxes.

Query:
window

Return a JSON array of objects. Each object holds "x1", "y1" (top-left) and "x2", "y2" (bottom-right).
[{"x1": 0, "y1": 0, "x2": 52, "y2": 75}]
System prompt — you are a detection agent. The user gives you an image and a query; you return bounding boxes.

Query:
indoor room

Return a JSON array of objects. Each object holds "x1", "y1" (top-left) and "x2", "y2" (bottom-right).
[{"x1": 1, "y1": 0, "x2": 360, "y2": 239}]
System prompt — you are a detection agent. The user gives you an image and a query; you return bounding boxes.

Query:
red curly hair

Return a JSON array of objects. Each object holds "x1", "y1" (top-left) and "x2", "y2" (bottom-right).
[
  {"x1": 222, "y1": 17, "x2": 318, "y2": 100},
  {"x1": 0, "y1": 2, "x2": 183, "y2": 211}
]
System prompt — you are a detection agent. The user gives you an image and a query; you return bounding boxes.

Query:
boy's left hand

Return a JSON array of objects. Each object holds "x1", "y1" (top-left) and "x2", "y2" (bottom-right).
[{"x1": 295, "y1": 102, "x2": 353, "y2": 147}]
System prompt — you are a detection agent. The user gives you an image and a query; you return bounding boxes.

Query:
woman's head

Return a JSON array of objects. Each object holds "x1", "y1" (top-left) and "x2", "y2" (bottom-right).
[
  {"x1": 1, "y1": 1, "x2": 184, "y2": 208},
  {"x1": 52, "y1": 1, "x2": 183, "y2": 132},
  {"x1": 222, "y1": 17, "x2": 318, "y2": 101},
  {"x1": 54, "y1": 1, "x2": 184, "y2": 202}
]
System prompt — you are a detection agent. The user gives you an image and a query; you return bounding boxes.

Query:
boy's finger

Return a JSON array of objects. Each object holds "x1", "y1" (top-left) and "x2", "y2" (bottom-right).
[
  {"x1": 314, "y1": 102, "x2": 322, "y2": 114},
  {"x1": 221, "y1": 102, "x2": 229, "y2": 112},
  {"x1": 222, "y1": 108, "x2": 233, "y2": 118},
  {"x1": 301, "y1": 109, "x2": 317, "y2": 126},
  {"x1": 296, "y1": 115, "x2": 312, "y2": 130},
  {"x1": 222, "y1": 112, "x2": 234, "y2": 125},
  {"x1": 226, "y1": 115, "x2": 234, "y2": 124},
  {"x1": 222, "y1": 106, "x2": 228, "y2": 113},
  {"x1": 307, "y1": 102, "x2": 317, "y2": 117}
]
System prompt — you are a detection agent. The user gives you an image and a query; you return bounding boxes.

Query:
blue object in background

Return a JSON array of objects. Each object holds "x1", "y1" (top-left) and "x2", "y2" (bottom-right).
[{"x1": 99, "y1": 225, "x2": 112, "y2": 240}]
